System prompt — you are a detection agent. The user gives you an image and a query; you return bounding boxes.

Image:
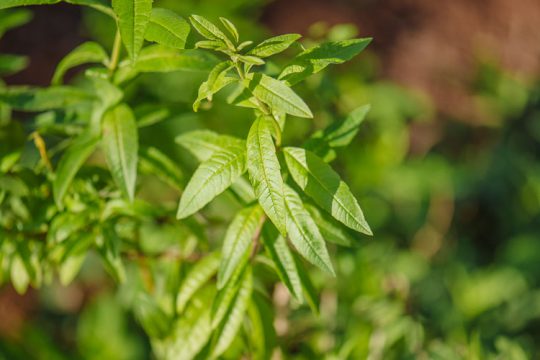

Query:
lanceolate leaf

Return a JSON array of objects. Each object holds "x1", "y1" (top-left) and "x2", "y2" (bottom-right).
[
  {"x1": 248, "y1": 34, "x2": 301, "y2": 58},
  {"x1": 175, "y1": 130, "x2": 244, "y2": 162},
  {"x1": 176, "y1": 252, "x2": 220, "y2": 313},
  {"x1": 131, "y1": 46, "x2": 218, "y2": 73},
  {"x1": 139, "y1": 146, "x2": 183, "y2": 191},
  {"x1": 145, "y1": 7, "x2": 190, "y2": 49},
  {"x1": 218, "y1": 205, "x2": 264, "y2": 288},
  {"x1": 247, "y1": 294, "x2": 276, "y2": 360},
  {"x1": 52, "y1": 41, "x2": 108, "y2": 85},
  {"x1": 102, "y1": 104, "x2": 139, "y2": 201},
  {"x1": 65, "y1": 0, "x2": 114, "y2": 17},
  {"x1": 305, "y1": 204, "x2": 354, "y2": 247},
  {"x1": 0, "y1": 54, "x2": 28, "y2": 76},
  {"x1": 284, "y1": 185, "x2": 334, "y2": 275},
  {"x1": 247, "y1": 73, "x2": 313, "y2": 118},
  {"x1": 189, "y1": 15, "x2": 232, "y2": 47},
  {"x1": 211, "y1": 268, "x2": 253, "y2": 358},
  {"x1": 112, "y1": 0, "x2": 153, "y2": 62},
  {"x1": 193, "y1": 61, "x2": 235, "y2": 112},
  {"x1": 53, "y1": 132, "x2": 99, "y2": 209},
  {"x1": 261, "y1": 227, "x2": 303, "y2": 302},
  {"x1": 219, "y1": 17, "x2": 239, "y2": 43},
  {"x1": 177, "y1": 145, "x2": 247, "y2": 219},
  {"x1": 283, "y1": 147, "x2": 372, "y2": 235},
  {"x1": 0, "y1": 86, "x2": 95, "y2": 111},
  {"x1": 279, "y1": 38, "x2": 372, "y2": 85},
  {"x1": 247, "y1": 117, "x2": 287, "y2": 236},
  {"x1": 0, "y1": 0, "x2": 59, "y2": 9}
]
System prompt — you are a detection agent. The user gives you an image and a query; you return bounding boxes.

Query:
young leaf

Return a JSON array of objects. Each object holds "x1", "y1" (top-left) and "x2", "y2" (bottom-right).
[
  {"x1": 111, "y1": 0, "x2": 153, "y2": 62},
  {"x1": 261, "y1": 227, "x2": 303, "y2": 302},
  {"x1": 145, "y1": 7, "x2": 190, "y2": 50},
  {"x1": 279, "y1": 38, "x2": 372, "y2": 85},
  {"x1": 247, "y1": 73, "x2": 313, "y2": 118},
  {"x1": 247, "y1": 116, "x2": 287, "y2": 236},
  {"x1": 248, "y1": 34, "x2": 301, "y2": 58},
  {"x1": 53, "y1": 132, "x2": 99, "y2": 209},
  {"x1": 52, "y1": 41, "x2": 108, "y2": 85},
  {"x1": 176, "y1": 252, "x2": 220, "y2": 313},
  {"x1": 284, "y1": 185, "x2": 334, "y2": 275},
  {"x1": 175, "y1": 130, "x2": 244, "y2": 162},
  {"x1": 211, "y1": 268, "x2": 253, "y2": 358},
  {"x1": 0, "y1": 86, "x2": 95, "y2": 111},
  {"x1": 218, "y1": 205, "x2": 264, "y2": 288},
  {"x1": 189, "y1": 15, "x2": 232, "y2": 48},
  {"x1": 102, "y1": 104, "x2": 139, "y2": 201},
  {"x1": 193, "y1": 61, "x2": 234, "y2": 112},
  {"x1": 0, "y1": 0, "x2": 59, "y2": 9},
  {"x1": 219, "y1": 17, "x2": 239, "y2": 43},
  {"x1": 283, "y1": 147, "x2": 372, "y2": 235},
  {"x1": 177, "y1": 145, "x2": 247, "y2": 219}
]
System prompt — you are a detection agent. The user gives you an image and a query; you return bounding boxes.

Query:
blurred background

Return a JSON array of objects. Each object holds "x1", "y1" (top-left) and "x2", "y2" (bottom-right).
[{"x1": 1, "y1": 0, "x2": 540, "y2": 358}]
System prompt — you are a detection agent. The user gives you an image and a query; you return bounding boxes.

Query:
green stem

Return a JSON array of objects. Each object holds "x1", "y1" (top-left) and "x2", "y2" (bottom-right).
[{"x1": 108, "y1": 30, "x2": 122, "y2": 76}]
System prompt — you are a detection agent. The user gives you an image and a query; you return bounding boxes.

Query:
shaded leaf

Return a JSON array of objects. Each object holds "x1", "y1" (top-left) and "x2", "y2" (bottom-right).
[
  {"x1": 176, "y1": 252, "x2": 220, "y2": 313},
  {"x1": 0, "y1": 0, "x2": 59, "y2": 9},
  {"x1": 102, "y1": 104, "x2": 138, "y2": 201},
  {"x1": 0, "y1": 54, "x2": 28, "y2": 76},
  {"x1": 52, "y1": 41, "x2": 108, "y2": 85},
  {"x1": 139, "y1": 146, "x2": 183, "y2": 191},
  {"x1": 0, "y1": 86, "x2": 95, "y2": 111}
]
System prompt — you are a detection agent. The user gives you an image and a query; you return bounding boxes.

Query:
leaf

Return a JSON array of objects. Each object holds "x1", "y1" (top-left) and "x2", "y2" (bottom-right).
[
  {"x1": 293, "y1": 253, "x2": 320, "y2": 314},
  {"x1": 64, "y1": 0, "x2": 114, "y2": 17},
  {"x1": 0, "y1": 0, "x2": 59, "y2": 9},
  {"x1": 0, "y1": 54, "x2": 28, "y2": 76},
  {"x1": 102, "y1": 104, "x2": 138, "y2": 201},
  {"x1": 261, "y1": 226, "x2": 303, "y2": 302},
  {"x1": 175, "y1": 130, "x2": 244, "y2": 162},
  {"x1": 111, "y1": 0, "x2": 153, "y2": 62},
  {"x1": 211, "y1": 268, "x2": 252, "y2": 358},
  {"x1": 193, "y1": 61, "x2": 234, "y2": 112},
  {"x1": 248, "y1": 34, "x2": 301, "y2": 58},
  {"x1": 177, "y1": 145, "x2": 247, "y2": 219},
  {"x1": 279, "y1": 38, "x2": 372, "y2": 85},
  {"x1": 0, "y1": 86, "x2": 95, "y2": 111},
  {"x1": 133, "y1": 292, "x2": 172, "y2": 339},
  {"x1": 247, "y1": 294, "x2": 276, "y2": 360},
  {"x1": 219, "y1": 17, "x2": 239, "y2": 43},
  {"x1": 10, "y1": 255, "x2": 30, "y2": 294},
  {"x1": 145, "y1": 7, "x2": 190, "y2": 49},
  {"x1": 0, "y1": 8, "x2": 32, "y2": 38},
  {"x1": 247, "y1": 73, "x2": 312, "y2": 118},
  {"x1": 189, "y1": 15, "x2": 232, "y2": 47},
  {"x1": 247, "y1": 117, "x2": 287, "y2": 235},
  {"x1": 129, "y1": 45, "x2": 218, "y2": 73},
  {"x1": 283, "y1": 147, "x2": 372, "y2": 235},
  {"x1": 305, "y1": 204, "x2": 353, "y2": 247},
  {"x1": 53, "y1": 132, "x2": 99, "y2": 209},
  {"x1": 139, "y1": 146, "x2": 183, "y2": 191},
  {"x1": 176, "y1": 252, "x2": 220, "y2": 313},
  {"x1": 52, "y1": 41, "x2": 108, "y2": 85},
  {"x1": 218, "y1": 205, "x2": 264, "y2": 288},
  {"x1": 284, "y1": 184, "x2": 334, "y2": 275}
]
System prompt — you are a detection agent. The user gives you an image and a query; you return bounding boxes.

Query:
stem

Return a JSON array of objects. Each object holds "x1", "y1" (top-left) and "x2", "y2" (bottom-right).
[
  {"x1": 108, "y1": 30, "x2": 122, "y2": 76},
  {"x1": 233, "y1": 61, "x2": 272, "y2": 116}
]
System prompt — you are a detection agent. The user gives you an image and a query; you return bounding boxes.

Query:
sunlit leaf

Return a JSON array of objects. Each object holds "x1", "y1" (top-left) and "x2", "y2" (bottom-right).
[
  {"x1": 112, "y1": 0, "x2": 153, "y2": 61},
  {"x1": 145, "y1": 7, "x2": 190, "y2": 49}
]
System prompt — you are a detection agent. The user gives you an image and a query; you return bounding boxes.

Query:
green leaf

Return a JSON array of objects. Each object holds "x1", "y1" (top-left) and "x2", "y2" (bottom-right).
[
  {"x1": 139, "y1": 146, "x2": 183, "y2": 191},
  {"x1": 177, "y1": 145, "x2": 247, "y2": 219},
  {"x1": 247, "y1": 117, "x2": 287, "y2": 235},
  {"x1": 248, "y1": 34, "x2": 301, "y2": 58},
  {"x1": 0, "y1": 54, "x2": 28, "y2": 76},
  {"x1": 283, "y1": 147, "x2": 372, "y2": 234},
  {"x1": 279, "y1": 38, "x2": 372, "y2": 85},
  {"x1": 0, "y1": 86, "x2": 95, "y2": 111},
  {"x1": 52, "y1": 41, "x2": 108, "y2": 85},
  {"x1": 218, "y1": 205, "x2": 263, "y2": 288},
  {"x1": 102, "y1": 104, "x2": 138, "y2": 201},
  {"x1": 133, "y1": 292, "x2": 172, "y2": 339},
  {"x1": 64, "y1": 0, "x2": 114, "y2": 17},
  {"x1": 219, "y1": 17, "x2": 239, "y2": 43},
  {"x1": 189, "y1": 15, "x2": 231, "y2": 47},
  {"x1": 127, "y1": 45, "x2": 218, "y2": 74},
  {"x1": 193, "y1": 61, "x2": 234, "y2": 112},
  {"x1": 247, "y1": 73, "x2": 312, "y2": 118},
  {"x1": 10, "y1": 255, "x2": 30, "y2": 294},
  {"x1": 175, "y1": 130, "x2": 244, "y2": 162},
  {"x1": 305, "y1": 204, "x2": 353, "y2": 247},
  {"x1": 0, "y1": 8, "x2": 32, "y2": 38},
  {"x1": 53, "y1": 132, "x2": 99, "y2": 209},
  {"x1": 0, "y1": 0, "x2": 59, "y2": 9},
  {"x1": 111, "y1": 0, "x2": 153, "y2": 62},
  {"x1": 247, "y1": 294, "x2": 276, "y2": 360},
  {"x1": 211, "y1": 268, "x2": 253, "y2": 358},
  {"x1": 284, "y1": 184, "x2": 334, "y2": 275},
  {"x1": 176, "y1": 252, "x2": 220, "y2": 313},
  {"x1": 261, "y1": 226, "x2": 303, "y2": 302},
  {"x1": 145, "y1": 7, "x2": 190, "y2": 50},
  {"x1": 293, "y1": 253, "x2": 320, "y2": 314}
]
